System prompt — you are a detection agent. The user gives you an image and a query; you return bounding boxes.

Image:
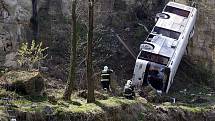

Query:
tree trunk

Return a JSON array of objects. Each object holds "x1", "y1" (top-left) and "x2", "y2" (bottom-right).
[
  {"x1": 87, "y1": 0, "x2": 95, "y2": 103},
  {"x1": 31, "y1": 0, "x2": 39, "y2": 41},
  {"x1": 63, "y1": 0, "x2": 77, "y2": 101}
]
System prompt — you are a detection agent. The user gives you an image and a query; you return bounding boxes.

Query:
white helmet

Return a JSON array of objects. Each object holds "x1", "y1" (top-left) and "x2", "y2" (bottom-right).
[
  {"x1": 126, "y1": 80, "x2": 132, "y2": 85},
  {"x1": 104, "y1": 66, "x2": 108, "y2": 71}
]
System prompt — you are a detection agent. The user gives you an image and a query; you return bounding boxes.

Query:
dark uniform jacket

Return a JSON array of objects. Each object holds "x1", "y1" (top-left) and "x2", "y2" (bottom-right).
[{"x1": 101, "y1": 69, "x2": 113, "y2": 82}]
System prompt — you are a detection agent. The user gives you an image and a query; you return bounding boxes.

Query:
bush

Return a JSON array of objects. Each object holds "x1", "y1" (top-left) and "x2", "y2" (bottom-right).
[{"x1": 17, "y1": 40, "x2": 48, "y2": 70}]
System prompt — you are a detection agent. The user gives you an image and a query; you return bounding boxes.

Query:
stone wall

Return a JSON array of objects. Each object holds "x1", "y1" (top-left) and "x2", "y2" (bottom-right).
[
  {"x1": 0, "y1": 0, "x2": 32, "y2": 68},
  {"x1": 173, "y1": 0, "x2": 215, "y2": 70},
  {"x1": 0, "y1": 0, "x2": 166, "y2": 81},
  {"x1": 0, "y1": 0, "x2": 73, "y2": 69},
  {"x1": 191, "y1": 0, "x2": 215, "y2": 71}
]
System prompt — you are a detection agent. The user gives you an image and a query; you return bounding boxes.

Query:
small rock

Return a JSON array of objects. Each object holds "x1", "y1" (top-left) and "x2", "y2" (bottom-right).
[
  {"x1": 48, "y1": 95, "x2": 57, "y2": 103},
  {"x1": 43, "y1": 106, "x2": 54, "y2": 115},
  {"x1": 210, "y1": 92, "x2": 215, "y2": 95},
  {"x1": 39, "y1": 67, "x2": 49, "y2": 72},
  {"x1": 137, "y1": 97, "x2": 148, "y2": 103},
  {"x1": 163, "y1": 102, "x2": 171, "y2": 106},
  {"x1": 125, "y1": 27, "x2": 130, "y2": 31},
  {"x1": 191, "y1": 96, "x2": 209, "y2": 103},
  {"x1": 206, "y1": 94, "x2": 212, "y2": 96},
  {"x1": 190, "y1": 94, "x2": 195, "y2": 96},
  {"x1": 4, "y1": 52, "x2": 18, "y2": 68},
  {"x1": 78, "y1": 90, "x2": 108, "y2": 100},
  {"x1": 11, "y1": 118, "x2": 17, "y2": 121},
  {"x1": 157, "y1": 106, "x2": 168, "y2": 113},
  {"x1": 31, "y1": 103, "x2": 37, "y2": 108}
]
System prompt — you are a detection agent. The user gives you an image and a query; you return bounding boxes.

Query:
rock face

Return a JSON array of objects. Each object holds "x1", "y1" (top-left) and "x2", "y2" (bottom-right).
[
  {"x1": 0, "y1": 0, "x2": 215, "y2": 82},
  {"x1": 174, "y1": 0, "x2": 215, "y2": 71},
  {"x1": 0, "y1": 0, "x2": 32, "y2": 68},
  {"x1": 0, "y1": 0, "x2": 166, "y2": 70}
]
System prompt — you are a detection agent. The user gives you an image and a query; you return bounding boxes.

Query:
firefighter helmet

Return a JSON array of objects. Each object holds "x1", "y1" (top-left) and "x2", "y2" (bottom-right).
[{"x1": 104, "y1": 66, "x2": 108, "y2": 71}]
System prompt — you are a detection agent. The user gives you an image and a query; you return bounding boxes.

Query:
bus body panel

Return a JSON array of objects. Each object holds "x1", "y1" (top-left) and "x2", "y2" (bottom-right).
[{"x1": 132, "y1": 2, "x2": 197, "y2": 93}]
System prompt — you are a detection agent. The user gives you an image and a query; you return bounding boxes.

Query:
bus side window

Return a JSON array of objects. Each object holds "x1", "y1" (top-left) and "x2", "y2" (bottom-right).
[{"x1": 164, "y1": 6, "x2": 190, "y2": 17}]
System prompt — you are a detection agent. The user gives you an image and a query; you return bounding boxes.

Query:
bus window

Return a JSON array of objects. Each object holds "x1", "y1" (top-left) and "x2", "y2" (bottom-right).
[
  {"x1": 138, "y1": 51, "x2": 169, "y2": 65},
  {"x1": 153, "y1": 27, "x2": 181, "y2": 40},
  {"x1": 164, "y1": 6, "x2": 190, "y2": 17}
]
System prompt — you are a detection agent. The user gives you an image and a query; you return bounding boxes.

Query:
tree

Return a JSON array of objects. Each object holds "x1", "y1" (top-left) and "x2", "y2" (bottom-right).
[
  {"x1": 31, "y1": 0, "x2": 39, "y2": 41},
  {"x1": 63, "y1": 0, "x2": 77, "y2": 100},
  {"x1": 87, "y1": 0, "x2": 95, "y2": 103}
]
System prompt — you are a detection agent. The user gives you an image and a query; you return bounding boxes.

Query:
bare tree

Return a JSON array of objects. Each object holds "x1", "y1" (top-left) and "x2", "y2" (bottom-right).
[
  {"x1": 63, "y1": 0, "x2": 77, "y2": 101},
  {"x1": 87, "y1": 0, "x2": 95, "y2": 103},
  {"x1": 31, "y1": 0, "x2": 39, "y2": 41}
]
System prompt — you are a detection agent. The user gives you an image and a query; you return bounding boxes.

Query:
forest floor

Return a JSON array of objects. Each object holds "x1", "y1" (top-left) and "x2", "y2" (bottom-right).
[
  {"x1": 0, "y1": 56, "x2": 215, "y2": 121},
  {"x1": 0, "y1": 82, "x2": 215, "y2": 121}
]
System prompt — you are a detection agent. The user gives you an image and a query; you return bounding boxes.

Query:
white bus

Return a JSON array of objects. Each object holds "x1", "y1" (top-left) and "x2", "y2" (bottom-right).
[{"x1": 132, "y1": 2, "x2": 197, "y2": 93}]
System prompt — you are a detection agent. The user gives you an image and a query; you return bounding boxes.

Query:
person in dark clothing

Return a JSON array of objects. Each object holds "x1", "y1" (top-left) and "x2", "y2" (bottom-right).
[
  {"x1": 124, "y1": 80, "x2": 135, "y2": 99},
  {"x1": 101, "y1": 66, "x2": 113, "y2": 91}
]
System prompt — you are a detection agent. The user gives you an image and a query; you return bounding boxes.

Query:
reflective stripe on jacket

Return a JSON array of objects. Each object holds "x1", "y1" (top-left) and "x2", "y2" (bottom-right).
[
  {"x1": 101, "y1": 79, "x2": 109, "y2": 82},
  {"x1": 101, "y1": 69, "x2": 113, "y2": 81}
]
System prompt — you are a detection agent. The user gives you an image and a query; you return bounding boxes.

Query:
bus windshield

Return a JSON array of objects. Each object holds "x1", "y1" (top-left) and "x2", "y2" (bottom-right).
[{"x1": 138, "y1": 51, "x2": 169, "y2": 65}]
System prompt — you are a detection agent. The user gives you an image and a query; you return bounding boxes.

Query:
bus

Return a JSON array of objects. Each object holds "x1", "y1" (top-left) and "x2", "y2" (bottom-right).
[{"x1": 131, "y1": 2, "x2": 197, "y2": 93}]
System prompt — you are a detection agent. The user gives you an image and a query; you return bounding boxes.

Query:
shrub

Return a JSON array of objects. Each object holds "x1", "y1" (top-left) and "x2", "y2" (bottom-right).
[{"x1": 17, "y1": 40, "x2": 48, "y2": 70}]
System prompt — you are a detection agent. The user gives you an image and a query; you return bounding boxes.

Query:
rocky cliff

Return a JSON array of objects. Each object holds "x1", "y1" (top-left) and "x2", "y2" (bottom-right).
[
  {"x1": 174, "y1": 0, "x2": 215, "y2": 70},
  {"x1": 0, "y1": 0, "x2": 32, "y2": 68},
  {"x1": 0, "y1": 0, "x2": 166, "y2": 82},
  {"x1": 0, "y1": 0, "x2": 215, "y2": 82}
]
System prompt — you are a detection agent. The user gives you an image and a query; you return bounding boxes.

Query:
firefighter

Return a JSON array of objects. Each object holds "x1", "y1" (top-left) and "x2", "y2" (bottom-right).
[
  {"x1": 101, "y1": 66, "x2": 113, "y2": 91},
  {"x1": 124, "y1": 80, "x2": 135, "y2": 99}
]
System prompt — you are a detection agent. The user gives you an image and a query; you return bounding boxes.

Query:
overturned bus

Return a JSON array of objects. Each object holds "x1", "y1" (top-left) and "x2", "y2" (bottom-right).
[{"x1": 131, "y1": 2, "x2": 197, "y2": 93}]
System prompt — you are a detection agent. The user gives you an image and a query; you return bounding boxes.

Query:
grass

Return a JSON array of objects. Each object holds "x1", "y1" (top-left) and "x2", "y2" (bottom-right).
[
  {"x1": 3, "y1": 71, "x2": 39, "y2": 83},
  {"x1": 55, "y1": 97, "x2": 140, "y2": 114},
  {"x1": 57, "y1": 103, "x2": 103, "y2": 113},
  {"x1": 0, "y1": 110, "x2": 7, "y2": 121},
  {"x1": 162, "y1": 104, "x2": 207, "y2": 113},
  {"x1": 0, "y1": 89, "x2": 142, "y2": 114},
  {"x1": 0, "y1": 65, "x2": 215, "y2": 120},
  {"x1": 96, "y1": 97, "x2": 138, "y2": 107},
  {"x1": 0, "y1": 88, "x2": 214, "y2": 121},
  {"x1": 0, "y1": 85, "x2": 213, "y2": 116},
  {"x1": 0, "y1": 89, "x2": 20, "y2": 99}
]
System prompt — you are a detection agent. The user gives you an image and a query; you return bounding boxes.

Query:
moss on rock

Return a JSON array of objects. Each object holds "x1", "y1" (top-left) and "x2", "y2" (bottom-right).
[{"x1": 1, "y1": 71, "x2": 45, "y2": 96}]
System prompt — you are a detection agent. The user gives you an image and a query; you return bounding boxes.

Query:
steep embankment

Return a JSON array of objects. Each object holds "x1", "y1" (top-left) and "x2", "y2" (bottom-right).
[
  {"x1": 1, "y1": 95, "x2": 215, "y2": 121},
  {"x1": 0, "y1": 69, "x2": 215, "y2": 121}
]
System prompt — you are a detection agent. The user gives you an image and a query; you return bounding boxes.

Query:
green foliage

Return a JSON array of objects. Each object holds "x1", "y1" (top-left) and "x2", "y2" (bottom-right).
[
  {"x1": 17, "y1": 40, "x2": 48, "y2": 70},
  {"x1": 0, "y1": 67, "x2": 6, "y2": 77},
  {"x1": 134, "y1": 26, "x2": 148, "y2": 40}
]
